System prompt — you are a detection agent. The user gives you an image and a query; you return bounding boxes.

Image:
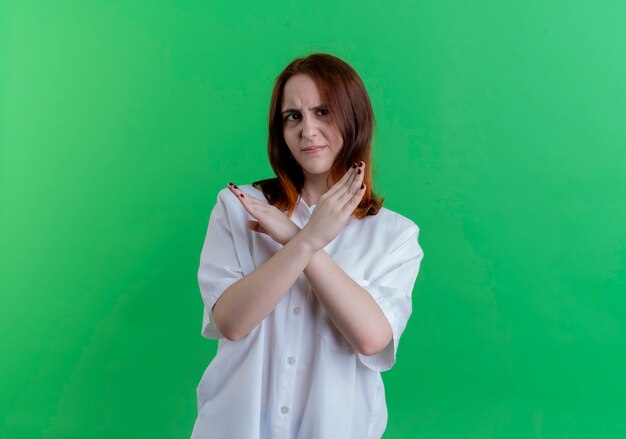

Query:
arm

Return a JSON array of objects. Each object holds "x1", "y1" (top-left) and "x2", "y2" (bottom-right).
[
  {"x1": 304, "y1": 250, "x2": 393, "y2": 356},
  {"x1": 214, "y1": 164, "x2": 371, "y2": 344},
  {"x1": 214, "y1": 231, "x2": 391, "y2": 354},
  {"x1": 212, "y1": 231, "x2": 317, "y2": 341}
]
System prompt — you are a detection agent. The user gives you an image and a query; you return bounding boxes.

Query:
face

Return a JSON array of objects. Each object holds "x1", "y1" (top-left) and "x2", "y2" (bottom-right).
[{"x1": 281, "y1": 74, "x2": 344, "y2": 181}]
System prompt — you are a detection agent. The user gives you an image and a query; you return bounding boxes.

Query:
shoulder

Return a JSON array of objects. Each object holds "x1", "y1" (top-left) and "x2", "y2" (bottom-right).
[
  {"x1": 361, "y1": 205, "x2": 420, "y2": 240},
  {"x1": 346, "y1": 205, "x2": 421, "y2": 259}
]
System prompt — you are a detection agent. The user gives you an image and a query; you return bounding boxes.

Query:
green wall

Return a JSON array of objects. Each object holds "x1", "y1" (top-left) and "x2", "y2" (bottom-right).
[{"x1": 1, "y1": 1, "x2": 625, "y2": 437}]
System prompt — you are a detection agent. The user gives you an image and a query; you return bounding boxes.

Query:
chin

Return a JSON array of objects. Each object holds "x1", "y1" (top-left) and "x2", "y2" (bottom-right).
[{"x1": 302, "y1": 165, "x2": 333, "y2": 176}]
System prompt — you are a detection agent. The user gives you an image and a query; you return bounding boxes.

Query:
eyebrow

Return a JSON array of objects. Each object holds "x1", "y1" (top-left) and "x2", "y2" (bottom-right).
[{"x1": 281, "y1": 105, "x2": 327, "y2": 115}]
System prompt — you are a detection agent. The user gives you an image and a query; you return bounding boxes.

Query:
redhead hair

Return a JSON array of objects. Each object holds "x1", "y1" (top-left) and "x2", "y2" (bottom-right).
[{"x1": 253, "y1": 53, "x2": 384, "y2": 218}]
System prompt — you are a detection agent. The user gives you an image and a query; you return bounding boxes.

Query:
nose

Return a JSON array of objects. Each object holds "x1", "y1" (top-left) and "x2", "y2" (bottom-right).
[{"x1": 300, "y1": 114, "x2": 320, "y2": 140}]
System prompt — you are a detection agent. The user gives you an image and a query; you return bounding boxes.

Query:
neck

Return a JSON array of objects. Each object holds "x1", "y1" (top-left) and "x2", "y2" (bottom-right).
[{"x1": 301, "y1": 172, "x2": 334, "y2": 206}]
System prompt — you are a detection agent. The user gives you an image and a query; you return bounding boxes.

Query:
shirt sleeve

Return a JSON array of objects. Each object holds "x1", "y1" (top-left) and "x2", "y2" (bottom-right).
[
  {"x1": 358, "y1": 222, "x2": 424, "y2": 372},
  {"x1": 198, "y1": 189, "x2": 245, "y2": 340}
]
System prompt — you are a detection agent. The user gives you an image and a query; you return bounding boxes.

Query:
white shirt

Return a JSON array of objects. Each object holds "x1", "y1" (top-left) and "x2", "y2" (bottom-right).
[{"x1": 191, "y1": 184, "x2": 424, "y2": 439}]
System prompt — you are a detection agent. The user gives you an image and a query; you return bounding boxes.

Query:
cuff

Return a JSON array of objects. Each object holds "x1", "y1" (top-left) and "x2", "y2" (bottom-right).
[{"x1": 357, "y1": 284, "x2": 412, "y2": 372}]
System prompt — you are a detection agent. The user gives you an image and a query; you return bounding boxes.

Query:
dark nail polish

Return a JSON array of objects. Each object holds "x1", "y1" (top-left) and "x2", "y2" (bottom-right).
[
  {"x1": 240, "y1": 194, "x2": 244, "y2": 198},
  {"x1": 361, "y1": 183, "x2": 365, "y2": 189},
  {"x1": 233, "y1": 185, "x2": 239, "y2": 189},
  {"x1": 359, "y1": 161, "x2": 364, "y2": 167},
  {"x1": 228, "y1": 182, "x2": 233, "y2": 186},
  {"x1": 357, "y1": 169, "x2": 361, "y2": 174},
  {"x1": 351, "y1": 163, "x2": 357, "y2": 169}
]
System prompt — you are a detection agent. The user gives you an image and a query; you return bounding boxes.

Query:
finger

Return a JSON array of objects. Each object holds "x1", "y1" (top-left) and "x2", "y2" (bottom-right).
[
  {"x1": 334, "y1": 162, "x2": 365, "y2": 206},
  {"x1": 323, "y1": 164, "x2": 358, "y2": 203},
  {"x1": 227, "y1": 183, "x2": 259, "y2": 217},
  {"x1": 343, "y1": 182, "x2": 366, "y2": 217},
  {"x1": 228, "y1": 183, "x2": 264, "y2": 206},
  {"x1": 323, "y1": 162, "x2": 359, "y2": 198}
]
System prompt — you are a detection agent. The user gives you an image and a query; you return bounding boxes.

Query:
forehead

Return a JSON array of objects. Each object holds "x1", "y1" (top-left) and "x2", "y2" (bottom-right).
[{"x1": 282, "y1": 74, "x2": 323, "y2": 108}]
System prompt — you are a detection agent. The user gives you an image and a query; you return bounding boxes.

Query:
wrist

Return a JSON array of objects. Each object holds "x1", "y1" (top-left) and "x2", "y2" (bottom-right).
[
  {"x1": 285, "y1": 224, "x2": 302, "y2": 245},
  {"x1": 291, "y1": 227, "x2": 322, "y2": 254}
]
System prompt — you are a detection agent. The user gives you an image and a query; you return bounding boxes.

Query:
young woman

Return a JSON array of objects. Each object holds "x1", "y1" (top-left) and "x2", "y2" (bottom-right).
[{"x1": 191, "y1": 53, "x2": 424, "y2": 438}]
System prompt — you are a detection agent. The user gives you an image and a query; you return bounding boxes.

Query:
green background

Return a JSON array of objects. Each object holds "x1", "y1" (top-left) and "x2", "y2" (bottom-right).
[{"x1": 1, "y1": 1, "x2": 625, "y2": 437}]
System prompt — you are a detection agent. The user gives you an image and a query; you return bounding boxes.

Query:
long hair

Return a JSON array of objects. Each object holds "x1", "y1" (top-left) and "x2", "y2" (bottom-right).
[{"x1": 253, "y1": 53, "x2": 384, "y2": 218}]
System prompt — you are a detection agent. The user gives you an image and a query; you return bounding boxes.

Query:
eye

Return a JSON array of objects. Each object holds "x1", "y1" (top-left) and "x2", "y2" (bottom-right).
[
  {"x1": 317, "y1": 108, "x2": 329, "y2": 116},
  {"x1": 285, "y1": 113, "x2": 301, "y2": 121}
]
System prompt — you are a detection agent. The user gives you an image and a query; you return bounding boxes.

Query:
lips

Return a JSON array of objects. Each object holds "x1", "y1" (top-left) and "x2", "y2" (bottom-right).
[{"x1": 301, "y1": 145, "x2": 325, "y2": 152}]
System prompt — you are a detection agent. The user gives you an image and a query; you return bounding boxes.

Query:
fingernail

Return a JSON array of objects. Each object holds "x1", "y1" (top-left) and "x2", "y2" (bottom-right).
[
  {"x1": 361, "y1": 183, "x2": 365, "y2": 189},
  {"x1": 240, "y1": 194, "x2": 244, "y2": 198},
  {"x1": 233, "y1": 185, "x2": 239, "y2": 189},
  {"x1": 357, "y1": 169, "x2": 361, "y2": 174},
  {"x1": 351, "y1": 163, "x2": 357, "y2": 169},
  {"x1": 228, "y1": 182, "x2": 233, "y2": 186},
  {"x1": 359, "y1": 161, "x2": 364, "y2": 167}
]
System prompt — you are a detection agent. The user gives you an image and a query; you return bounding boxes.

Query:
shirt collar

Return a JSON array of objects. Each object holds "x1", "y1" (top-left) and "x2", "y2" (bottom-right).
[{"x1": 296, "y1": 194, "x2": 316, "y2": 214}]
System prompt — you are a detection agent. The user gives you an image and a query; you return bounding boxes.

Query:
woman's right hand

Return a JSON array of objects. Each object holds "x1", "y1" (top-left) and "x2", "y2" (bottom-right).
[
  {"x1": 300, "y1": 161, "x2": 367, "y2": 251},
  {"x1": 227, "y1": 183, "x2": 301, "y2": 246}
]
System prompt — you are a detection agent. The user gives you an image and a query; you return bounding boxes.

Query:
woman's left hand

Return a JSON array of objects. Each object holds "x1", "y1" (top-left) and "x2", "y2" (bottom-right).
[{"x1": 228, "y1": 183, "x2": 301, "y2": 246}]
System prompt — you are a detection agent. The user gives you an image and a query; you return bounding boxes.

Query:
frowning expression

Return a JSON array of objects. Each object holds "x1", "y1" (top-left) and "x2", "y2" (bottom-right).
[{"x1": 281, "y1": 74, "x2": 344, "y2": 179}]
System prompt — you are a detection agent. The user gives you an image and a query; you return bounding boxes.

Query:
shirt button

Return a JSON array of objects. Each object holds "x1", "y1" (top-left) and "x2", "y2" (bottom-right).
[
  {"x1": 280, "y1": 405, "x2": 289, "y2": 414},
  {"x1": 293, "y1": 307, "x2": 301, "y2": 315},
  {"x1": 287, "y1": 356, "x2": 296, "y2": 365}
]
